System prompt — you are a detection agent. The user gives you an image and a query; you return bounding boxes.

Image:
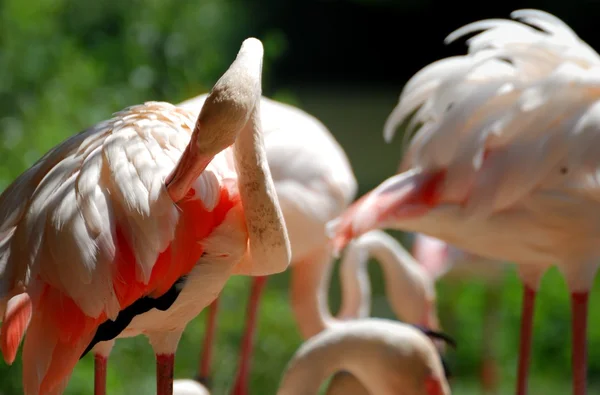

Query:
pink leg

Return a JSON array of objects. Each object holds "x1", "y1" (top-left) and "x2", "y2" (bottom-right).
[
  {"x1": 94, "y1": 354, "x2": 107, "y2": 395},
  {"x1": 231, "y1": 276, "x2": 268, "y2": 395},
  {"x1": 157, "y1": 353, "x2": 175, "y2": 395},
  {"x1": 571, "y1": 292, "x2": 589, "y2": 395},
  {"x1": 481, "y1": 357, "x2": 498, "y2": 394},
  {"x1": 480, "y1": 285, "x2": 501, "y2": 393},
  {"x1": 516, "y1": 285, "x2": 536, "y2": 395},
  {"x1": 198, "y1": 298, "x2": 220, "y2": 386}
]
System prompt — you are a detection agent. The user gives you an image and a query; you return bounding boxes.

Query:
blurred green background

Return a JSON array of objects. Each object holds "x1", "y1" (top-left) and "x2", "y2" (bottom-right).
[{"x1": 2, "y1": 0, "x2": 600, "y2": 394}]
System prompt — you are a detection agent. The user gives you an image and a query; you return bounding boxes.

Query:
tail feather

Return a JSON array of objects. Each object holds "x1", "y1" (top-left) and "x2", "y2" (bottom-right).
[
  {"x1": 21, "y1": 313, "x2": 56, "y2": 394},
  {"x1": 22, "y1": 309, "x2": 96, "y2": 395},
  {"x1": 46, "y1": 377, "x2": 70, "y2": 395},
  {"x1": 21, "y1": 285, "x2": 102, "y2": 394},
  {"x1": 0, "y1": 292, "x2": 32, "y2": 364}
]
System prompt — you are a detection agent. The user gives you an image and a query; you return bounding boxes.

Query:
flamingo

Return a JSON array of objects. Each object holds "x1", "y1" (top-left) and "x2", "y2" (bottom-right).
[
  {"x1": 329, "y1": 9, "x2": 600, "y2": 395},
  {"x1": 276, "y1": 318, "x2": 453, "y2": 395},
  {"x1": 0, "y1": 37, "x2": 291, "y2": 395},
  {"x1": 173, "y1": 93, "x2": 359, "y2": 395},
  {"x1": 291, "y1": 229, "x2": 450, "y2": 395},
  {"x1": 412, "y1": 233, "x2": 506, "y2": 393},
  {"x1": 292, "y1": 229, "x2": 440, "y2": 338},
  {"x1": 89, "y1": 95, "x2": 320, "y2": 395}
]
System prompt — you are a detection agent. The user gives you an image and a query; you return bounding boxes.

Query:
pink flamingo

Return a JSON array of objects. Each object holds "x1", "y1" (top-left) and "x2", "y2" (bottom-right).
[
  {"x1": 292, "y1": 229, "x2": 450, "y2": 394},
  {"x1": 329, "y1": 9, "x2": 600, "y2": 395},
  {"x1": 176, "y1": 93, "x2": 358, "y2": 395},
  {"x1": 0, "y1": 38, "x2": 291, "y2": 395}
]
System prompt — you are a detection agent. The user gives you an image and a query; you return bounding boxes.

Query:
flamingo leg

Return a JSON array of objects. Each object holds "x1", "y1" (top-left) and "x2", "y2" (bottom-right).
[
  {"x1": 571, "y1": 292, "x2": 589, "y2": 395},
  {"x1": 481, "y1": 357, "x2": 498, "y2": 395},
  {"x1": 94, "y1": 354, "x2": 108, "y2": 395},
  {"x1": 480, "y1": 284, "x2": 501, "y2": 394},
  {"x1": 198, "y1": 298, "x2": 220, "y2": 387},
  {"x1": 157, "y1": 353, "x2": 175, "y2": 395},
  {"x1": 92, "y1": 340, "x2": 114, "y2": 395},
  {"x1": 516, "y1": 285, "x2": 536, "y2": 395},
  {"x1": 231, "y1": 275, "x2": 268, "y2": 395}
]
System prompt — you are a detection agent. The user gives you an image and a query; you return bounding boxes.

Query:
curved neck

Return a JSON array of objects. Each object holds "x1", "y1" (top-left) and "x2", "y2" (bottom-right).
[
  {"x1": 233, "y1": 100, "x2": 290, "y2": 275},
  {"x1": 340, "y1": 230, "x2": 435, "y2": 326},
  {"x1": 290, "y1": 247, "x2": 339, "y2": 338},
  {"x1": 276, "y1": 337, "x2": 342, "y2": 395},
  {"x1": 276, "y1": 324, "x2": 431, "y2": 395}
]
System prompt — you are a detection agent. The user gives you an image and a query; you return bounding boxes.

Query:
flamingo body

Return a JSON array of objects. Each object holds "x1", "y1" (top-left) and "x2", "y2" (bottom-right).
[{"x1": 329, "y1": 9, "x2": 600, "y2": 395}]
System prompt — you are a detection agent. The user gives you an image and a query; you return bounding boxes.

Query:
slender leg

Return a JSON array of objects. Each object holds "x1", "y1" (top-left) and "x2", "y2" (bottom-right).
[
  {"x1": 157, "y1": 353, "x2": 175, "y2": 395},
  {"x1": 94, "y1": 354, "x2": 108, "y2": 395},
  {"x1": 92, "y1": 340, "x2": 114, "y2": 395},
  {"x1": 481, "y1": 358, "x2": 498, "y2": 394},
  {"x1": 197, "y1": 298, "x2": 220, "y2": 387},
  {"x1": 231, "y1": 276, "x2": 269, "y2": 395},
  {"x1": 571, "y1": 292, "x2": 589, "y2": 395},
  {"x1": 516, "y1": 285, "x2": 536, "y2": 395},
  {"x1": 480, "y1": 284, "x2": 501, "y2": 394}
]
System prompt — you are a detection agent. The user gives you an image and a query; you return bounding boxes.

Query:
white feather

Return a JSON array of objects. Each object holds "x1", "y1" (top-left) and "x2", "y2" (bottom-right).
[
  {"x1": 377, "y1": 9, "x2": 600, "y2": 272},
  {"x1": 0, "y1": 101, "x2": 226, "y2": 319}
]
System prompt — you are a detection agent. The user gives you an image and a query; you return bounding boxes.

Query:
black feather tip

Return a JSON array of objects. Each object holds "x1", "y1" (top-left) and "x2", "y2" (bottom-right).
[
  {"x1": 80, "y1": 275, "x2": 188, "y2": 359},
  {"x1": 194, "y1": 375, "x2": 212, "y2": 390},
  {"x1": 440, "y1": 356, "x2": 452, "y2": 379},
  {"x1": 410, "y1": 324, "x2": 457, "y2": 349},
  {"x1": 409, "y1": 324, "x2": 457, "y2": 380}
]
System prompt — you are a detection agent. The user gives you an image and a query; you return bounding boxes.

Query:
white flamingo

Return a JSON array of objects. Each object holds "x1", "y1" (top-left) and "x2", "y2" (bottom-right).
[{"x1": 329, "y1": 9, "x2": 600, "y2": 395}]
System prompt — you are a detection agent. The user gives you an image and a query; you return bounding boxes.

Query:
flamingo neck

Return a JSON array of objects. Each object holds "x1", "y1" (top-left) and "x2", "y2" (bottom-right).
[
  {"x1": 232, "y1": 100, "x2": 290, "y2": 275},
  {"x1": 290, "y1": 248, "x2": 342, "y2": 338},
  {"x1": 341, "y1": 230, "x2": 434, "y2": 326}
]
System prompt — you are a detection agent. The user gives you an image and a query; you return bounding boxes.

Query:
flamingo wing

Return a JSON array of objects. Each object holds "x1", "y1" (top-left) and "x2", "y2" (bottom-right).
[{"x1": 0, "y1": 101, "x2": 226, "y2": 394}]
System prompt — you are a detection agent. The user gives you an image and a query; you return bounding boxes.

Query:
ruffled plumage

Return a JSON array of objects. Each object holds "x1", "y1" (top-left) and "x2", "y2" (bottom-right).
[{"x1": 385, "y1": 9, "x2": 600, "y2": 215}]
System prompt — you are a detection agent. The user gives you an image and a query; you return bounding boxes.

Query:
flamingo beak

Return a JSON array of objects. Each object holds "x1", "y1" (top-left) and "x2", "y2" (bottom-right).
[{"x1": 165, "y1": 135, "x2": 213, "y2": 203}]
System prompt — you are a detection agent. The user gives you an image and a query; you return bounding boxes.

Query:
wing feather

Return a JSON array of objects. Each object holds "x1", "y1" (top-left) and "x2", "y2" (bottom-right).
[
  {"x1": 387, "y1": 10, "x2": 600, "y2": 215},
  {"x1": 0, "y1": 101, "x2": 223, "y2": 320}
]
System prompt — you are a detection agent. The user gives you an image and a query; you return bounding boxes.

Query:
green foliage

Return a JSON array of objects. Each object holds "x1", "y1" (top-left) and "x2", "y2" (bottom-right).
[{"x1": 0, "y1": 0, "x2": 287, "y2": 189}]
